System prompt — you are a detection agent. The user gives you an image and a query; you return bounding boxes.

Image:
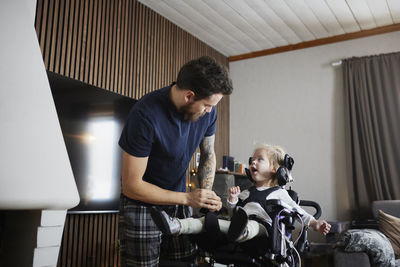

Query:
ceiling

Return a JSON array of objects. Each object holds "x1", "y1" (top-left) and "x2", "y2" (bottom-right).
[{"x1": 138, "y1": 0, "x2": 400, "y2": 58}]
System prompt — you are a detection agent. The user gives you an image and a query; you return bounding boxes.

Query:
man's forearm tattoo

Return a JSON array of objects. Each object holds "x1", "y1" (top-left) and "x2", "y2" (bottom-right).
[{"x1": 197, "y1": 135, "x2": 216, "y2": 190}]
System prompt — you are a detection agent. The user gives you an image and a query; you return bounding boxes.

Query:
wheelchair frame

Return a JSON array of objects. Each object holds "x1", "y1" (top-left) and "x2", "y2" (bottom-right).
[{"x1": 158, "y1": 190, "x2": 322, "y2": 267}]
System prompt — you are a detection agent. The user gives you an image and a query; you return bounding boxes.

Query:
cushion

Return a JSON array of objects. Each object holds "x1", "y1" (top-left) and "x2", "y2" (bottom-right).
[
  {"x1": 379, "y1": 210, "x2": 400, "y2": 258},
  {"x1": 339, "y1": 229, "x2": 395, "y2": 267}
]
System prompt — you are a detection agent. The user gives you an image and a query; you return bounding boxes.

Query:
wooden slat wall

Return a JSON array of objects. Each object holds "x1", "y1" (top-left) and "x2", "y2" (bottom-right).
[
  {"x1": 59, "y1": 213, "x2": 119, "y2": 267},
  {"x1": 34, "y1": 0, "x2": 230, "y2": 267}
]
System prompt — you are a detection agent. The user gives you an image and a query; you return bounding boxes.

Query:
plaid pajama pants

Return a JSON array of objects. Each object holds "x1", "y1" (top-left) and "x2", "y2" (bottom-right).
[{"x1": 119, "y1": 194, "x2": 197, "y2": 267}]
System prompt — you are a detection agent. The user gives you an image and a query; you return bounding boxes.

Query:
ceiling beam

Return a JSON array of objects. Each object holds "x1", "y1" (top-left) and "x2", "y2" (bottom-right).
[{"x1": 229, "y1": 23, "x2": 400, "y2": 62}]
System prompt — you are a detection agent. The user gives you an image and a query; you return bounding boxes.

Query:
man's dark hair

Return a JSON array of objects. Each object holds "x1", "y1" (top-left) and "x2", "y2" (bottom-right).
[{"x1": 176, "y1": 56, "x2": 233, "y2": 100}]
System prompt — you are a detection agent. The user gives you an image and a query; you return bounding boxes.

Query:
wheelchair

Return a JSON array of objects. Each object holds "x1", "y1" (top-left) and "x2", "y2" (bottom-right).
[
  {"x1": 192, "y1": 189, "x2": 321, "y2": 267},
  {"x1": 160, "y1": 154, "x2": 322, "y2": 267},
  {"x1": 159, "y1": 187, "x2": 321, "y2": 267}
]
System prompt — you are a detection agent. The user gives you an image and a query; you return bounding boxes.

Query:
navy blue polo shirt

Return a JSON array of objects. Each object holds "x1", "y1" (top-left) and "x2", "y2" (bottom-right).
[{"x1": 119, "y1": 84, "x2": 217, "y2": 193}]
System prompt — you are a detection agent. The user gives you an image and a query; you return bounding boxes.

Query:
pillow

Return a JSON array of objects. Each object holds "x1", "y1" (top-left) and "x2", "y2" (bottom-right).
[
  {"x1": 379, "y1": 210, "x2": 400, "y2": 258},
  {"x1": 339, "y1": 229, "x2": 395, "y2": 267}
]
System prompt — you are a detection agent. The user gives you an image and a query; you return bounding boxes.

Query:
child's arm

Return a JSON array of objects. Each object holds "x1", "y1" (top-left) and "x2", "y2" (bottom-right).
[
  {"x1": 226, "y1": 186, "x2": 241, "y2": 217},
  {"x1": 277, "y1": 190, "x2": 331, "y2": 235},
  {"x1": 309, "y1": 219, "x2": 331, "y2": 235},
  {"x1": 228, "y1": 186, "x2": 241, "y2": 203}
]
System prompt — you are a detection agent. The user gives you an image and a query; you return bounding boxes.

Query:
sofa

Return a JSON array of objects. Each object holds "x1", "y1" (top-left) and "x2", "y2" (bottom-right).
[{"x1": 333, "y1": 200, "x2": 400, "y2": 267}]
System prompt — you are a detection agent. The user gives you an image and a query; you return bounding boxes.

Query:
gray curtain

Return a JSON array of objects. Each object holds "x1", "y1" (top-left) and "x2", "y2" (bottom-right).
[{"x1": 343, "y1": 52, "x2": 400, "y2": 214}]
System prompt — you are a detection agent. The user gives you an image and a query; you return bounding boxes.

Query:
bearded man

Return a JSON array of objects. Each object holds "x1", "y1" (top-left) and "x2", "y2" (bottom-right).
[{"x1": 118, "y1": 56, "x2": 233, "y2": 266}]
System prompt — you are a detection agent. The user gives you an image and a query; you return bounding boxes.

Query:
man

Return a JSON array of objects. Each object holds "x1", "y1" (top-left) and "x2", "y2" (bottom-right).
[{"x1": 118, "y1": 56, "x2": 233, "y2": 266}]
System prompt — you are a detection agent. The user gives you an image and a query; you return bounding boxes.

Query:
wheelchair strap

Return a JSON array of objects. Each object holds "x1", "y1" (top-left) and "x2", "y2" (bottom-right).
[{"x1": 237, "y1": 186, "x2": 281, "y2": 211}]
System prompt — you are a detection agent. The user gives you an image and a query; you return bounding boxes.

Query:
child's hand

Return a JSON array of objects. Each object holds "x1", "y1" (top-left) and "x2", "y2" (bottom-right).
[
  {"x1": 312, "y1": 220, "x2": 331, "y2": 235},
  {"x1": 228, "y1": 186, "x2": 241, "y2": 203}
]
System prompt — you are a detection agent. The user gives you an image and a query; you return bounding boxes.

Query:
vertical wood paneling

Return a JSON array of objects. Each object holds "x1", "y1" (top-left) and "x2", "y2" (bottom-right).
[
  {"x1": 57, "y1": 214, "x2": 120, "y2": 267},
  {"x1": 35, "y1": 0, "x2": 230, "y2": 266}
]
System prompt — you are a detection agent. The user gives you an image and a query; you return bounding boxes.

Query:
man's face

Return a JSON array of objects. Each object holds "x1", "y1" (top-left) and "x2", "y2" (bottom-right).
[{"x1": 181, "y1": 93, "x2": 223, "y2": 122}]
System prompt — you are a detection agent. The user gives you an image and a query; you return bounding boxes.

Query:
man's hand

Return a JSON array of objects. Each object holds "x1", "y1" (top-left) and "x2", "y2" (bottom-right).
[
  {"x1": 185, "y1": 188, "x2": 222, "y2": 211},
  {"x1": 228, "y1": 186, "x2": 241, "y2": 203}
]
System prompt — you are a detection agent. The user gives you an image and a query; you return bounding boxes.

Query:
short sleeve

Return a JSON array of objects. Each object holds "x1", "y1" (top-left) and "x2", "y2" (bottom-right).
[
  {"x1": 118, "y1": 109, "x2": 154, "y2": 157},
  {"x1": 204, "y1": 107, "x2": 217, "y2": 137}
]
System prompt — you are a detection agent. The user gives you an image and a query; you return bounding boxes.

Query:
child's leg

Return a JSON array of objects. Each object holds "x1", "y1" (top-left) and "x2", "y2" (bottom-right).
[
  {"x1": 180, "y1": 216, "x2": 233, "y2": 235},
  {"x1": 227, "y1": 207, "x2": 248, "y2": 241},
  {"x1": 179, "y1": 217, "x2": 266, "y2": 240},
  {"x1": 179, "y1": 217, "x2": 205, "y2": 234},
  {"x1": 151, "y1": 207, "x2": 205, "y2": 236},
  {"x1": 237, "y1": 220, "x2": 267, "y2": 242}
]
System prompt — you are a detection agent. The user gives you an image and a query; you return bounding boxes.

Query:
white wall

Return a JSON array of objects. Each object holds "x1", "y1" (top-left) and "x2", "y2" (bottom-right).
[{"x1": 229, "y1": 32, "x2": 400, "y2": 226}]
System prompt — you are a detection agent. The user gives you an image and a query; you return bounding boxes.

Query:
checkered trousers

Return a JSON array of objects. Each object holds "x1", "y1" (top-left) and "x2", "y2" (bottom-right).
[{"x1": 119, "y1": 195, "x2": 197, "y2": 267}]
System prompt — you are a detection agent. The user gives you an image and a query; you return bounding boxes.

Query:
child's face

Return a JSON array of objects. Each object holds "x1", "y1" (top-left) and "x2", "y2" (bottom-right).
[{"x1": 249, "y1": 148, "x2": 275, "y2": 186}]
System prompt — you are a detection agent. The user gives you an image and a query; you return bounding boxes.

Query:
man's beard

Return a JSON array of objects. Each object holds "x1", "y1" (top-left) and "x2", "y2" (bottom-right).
[{"x1": 180, "y1": 103, "x2": 206, "y2": 122}]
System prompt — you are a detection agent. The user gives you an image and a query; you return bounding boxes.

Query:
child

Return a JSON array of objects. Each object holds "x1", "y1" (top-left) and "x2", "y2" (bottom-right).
[{"x1": 151, "y1": 144, "x2": 331, "y2": 242}]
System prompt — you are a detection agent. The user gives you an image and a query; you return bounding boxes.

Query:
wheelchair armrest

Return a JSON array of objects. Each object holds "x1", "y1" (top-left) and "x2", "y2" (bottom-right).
[{"x1": 299, "y1": 200, "x2": 321, "y2": 219}]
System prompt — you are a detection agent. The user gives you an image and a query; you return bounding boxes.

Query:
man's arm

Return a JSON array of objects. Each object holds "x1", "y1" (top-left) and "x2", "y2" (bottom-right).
[
  {"x1": 197, "y1": 135, "x2": 216, "y2": 190},
  {"x1": 121, "y1": 151, "x2": 220, "y2": 209}
]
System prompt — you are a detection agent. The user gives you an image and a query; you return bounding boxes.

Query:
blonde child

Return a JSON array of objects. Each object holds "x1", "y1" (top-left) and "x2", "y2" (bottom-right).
[{"x1": 151, "y1": 144, "x2": 331, "y2": 242}]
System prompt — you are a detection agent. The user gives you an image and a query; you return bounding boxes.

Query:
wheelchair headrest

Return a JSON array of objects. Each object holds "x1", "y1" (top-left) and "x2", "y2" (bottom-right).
[
  {"x1": 246, "y1": 154, "x2": 294, "y2": 186},
  {"x1": 283, "y1": 154, "x2": 294, "y2": 171}
]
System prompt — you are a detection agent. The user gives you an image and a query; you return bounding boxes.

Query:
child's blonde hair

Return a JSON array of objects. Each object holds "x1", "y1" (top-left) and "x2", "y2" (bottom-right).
[{"x1": 253, "y1": 144, "x2": 286, "y2": 183}]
